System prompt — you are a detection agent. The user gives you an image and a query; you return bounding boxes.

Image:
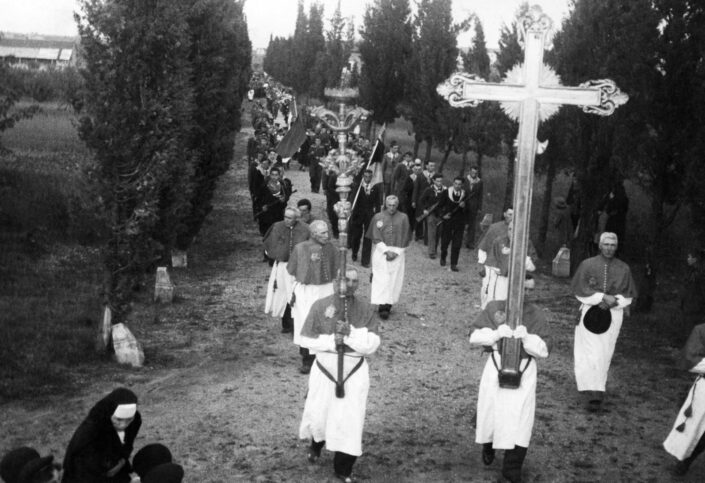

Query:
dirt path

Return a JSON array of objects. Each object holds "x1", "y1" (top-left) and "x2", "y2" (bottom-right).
[{"x1": 1, "y1": 128, "x2": 701, "y2": 482}]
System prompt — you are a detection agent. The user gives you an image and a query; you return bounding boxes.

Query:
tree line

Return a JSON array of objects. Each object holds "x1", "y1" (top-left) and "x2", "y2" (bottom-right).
[
  {"x1": 75, "y1": 0, "x2": 251, "y2": 322},
  {"x1": 263, "y1": 0, "x2": 705, "y2": 263},
  {"x1": 263, "y1": 0, "x2": 356, "y2": 101}
]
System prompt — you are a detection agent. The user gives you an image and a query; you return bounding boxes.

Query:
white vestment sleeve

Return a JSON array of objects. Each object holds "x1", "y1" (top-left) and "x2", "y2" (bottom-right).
[
  {"x1": 478, "y1": 249, "x2": 487, "y2": 264},
  {"x1": 615, "y1": 294, "x2": 632, "y2": 308},
  {"x1": 469, "y1": 328, "x2": 498, "y2": 347},
  {"x1": 522, "y1": 334, "x2": 549, "y2": 359},
  {"x1": 576, "y1": 293, "x2": 605, "y2": 306},
  {"x1": 300, "y1": 334, "x2": 336, "y2": 352},
  {"x1": 344, "y1": 327, "x2": 381, "y2": 355},
  {"x1": 525, "y1": 256, "x2": 536, "y2": 272},
  {"x1": 690, "y1": 358, "x2": 705, "y2": 374}
]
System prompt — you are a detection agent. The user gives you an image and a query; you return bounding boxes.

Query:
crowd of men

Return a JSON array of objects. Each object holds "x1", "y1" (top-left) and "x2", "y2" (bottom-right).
[
  {"x1": 244, "y1": 100, "x2": 703, "y2": 483},
  {"x1": 3, "y1": 96, "x2": 703, "y2": 483}
]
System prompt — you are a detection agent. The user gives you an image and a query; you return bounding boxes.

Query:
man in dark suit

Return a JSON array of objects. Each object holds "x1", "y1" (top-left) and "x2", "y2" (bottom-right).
[
  {"x1": 412, "y1": 160, "x2": 435, "y2": 242},
  {"x1": 309, "y1": 137, "x2": 326, "y2": 193},
  {"x1": 438, "y1": 177, "x2": 468, "y2": 271},
  {"x1": 256, "y1": 166, "x2": 292, "y2": 237},
  {"x1": 418, "y1": 173, "x2": 445, "y2": 259},
  {"x1": 324, "y1": 165, "x2": 340, "y2": 239},
  {"x1": 463, "y1": 166, "x2": 483, "y2": 249},
  {"x1": 348, "y1": 169, "x2": 383, "y2": 267}
]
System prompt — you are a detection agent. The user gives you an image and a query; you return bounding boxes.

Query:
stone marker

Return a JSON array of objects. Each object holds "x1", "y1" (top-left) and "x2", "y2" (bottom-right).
[
  {"x1": 112, "y1": 323, "x2": 144, "y2": 367},
  {"x1": 154, "y1": 266, "x2": 174, "y2": 303},
  {"x1": 171, "y1": 249, "x2": 188, "y2": 268},
  {"x1": 99, "y1": 306, "x2": 112, "y2": 349}
]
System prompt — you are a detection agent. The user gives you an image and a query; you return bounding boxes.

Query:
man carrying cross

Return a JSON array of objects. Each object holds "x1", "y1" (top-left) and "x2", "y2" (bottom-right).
[
  {"x1": 298, "y1": 267, "x2": 380, "y2": 483},
  {"x1": 437, "y1": 4, "x2": 628, "y2": 389},
  {"x1": 469, "y1": 286, "x2": 551, "y2": 483}
]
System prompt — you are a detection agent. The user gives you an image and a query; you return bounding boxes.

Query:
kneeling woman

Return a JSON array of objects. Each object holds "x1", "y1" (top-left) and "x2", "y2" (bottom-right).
[{"x1": 63, "y1": 387, "x2": 141, "y2": 483}]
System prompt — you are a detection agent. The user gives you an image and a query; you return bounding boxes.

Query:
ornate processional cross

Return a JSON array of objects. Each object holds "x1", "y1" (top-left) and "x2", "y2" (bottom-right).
[{"x1": 437, "y1": 5, "x2": 628, "y2": 388}]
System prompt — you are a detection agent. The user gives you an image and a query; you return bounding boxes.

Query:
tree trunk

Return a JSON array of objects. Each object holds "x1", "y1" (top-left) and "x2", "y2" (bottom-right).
[
  {"x1": 460, "y1": 149, "x2": 469, "y2": 177},
  {"x1": 413, "y1": 133, "x2": 422, "y2": 159},
  {"x1": 570, "y1": 121, "x2": 613, "y2": 274},
  {"x1": 537, "y1": 152, "x2": 557, "y2": 260},
  {"x1": 437, "y1": 142, "x2": 453, "y2": 174},
  {"x1": 476, "y1": 146, "x2": 484, "y2": 178},
  {"x1": 424, "y1": 136, "x2": 432, "y2": 164}
]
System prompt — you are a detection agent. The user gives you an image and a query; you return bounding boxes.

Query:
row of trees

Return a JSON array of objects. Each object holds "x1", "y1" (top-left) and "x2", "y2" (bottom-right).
[
  {"x1": 75, "y1": 0, "x2": 251, "y2": 321},
  {"x1": 0, "y1": 65, "x2": 83, "y2": 104},
  {"x1": 265, "y1": 0, "x2": 705, "y2": 260},
  {"x1": 262, "y1": 0, "x2": 355, "y2": 100}
]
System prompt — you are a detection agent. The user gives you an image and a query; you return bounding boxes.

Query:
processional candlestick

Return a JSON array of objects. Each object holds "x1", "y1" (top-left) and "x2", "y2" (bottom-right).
[
  {"x1": 311, "y1": 79, "x2": 370, "y2": 397},
  {"x1": 437, "y1": 5, "x2": 628, "y2": 388}
]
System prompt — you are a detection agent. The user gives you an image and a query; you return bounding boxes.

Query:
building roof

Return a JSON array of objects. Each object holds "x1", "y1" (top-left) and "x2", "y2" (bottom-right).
[
  {"x1": 0, "y1": 34, "x2": 76, "y2": 63},
  {"x1": 0, "y1": 35, "x2": 76, "y2": 50}
]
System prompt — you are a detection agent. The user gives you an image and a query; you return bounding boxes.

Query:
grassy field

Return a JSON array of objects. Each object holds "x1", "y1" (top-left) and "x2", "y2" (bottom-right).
[{"x1": 0, "y1": 103, "x2": 110, "y2": 401}]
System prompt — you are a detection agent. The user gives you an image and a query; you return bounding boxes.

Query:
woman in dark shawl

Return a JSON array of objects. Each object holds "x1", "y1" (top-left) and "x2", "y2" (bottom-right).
[{"x1": 62, "y1": 388, "x2": 141, "y2": 483}]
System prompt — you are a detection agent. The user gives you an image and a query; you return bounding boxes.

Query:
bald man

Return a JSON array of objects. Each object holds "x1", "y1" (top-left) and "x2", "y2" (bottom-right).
[
  {"x1": 288, "y1": 220, "x2": 340, "y2": 373},
  {"x1": 263, "y1": 207, "x2": 310, "y2": 333},
  {"x1": 571, "y1": 232, "x2": 637, "y2": 411},
  {"x1": 366, "y1": 195, "x2": 411, "y2": 319}
]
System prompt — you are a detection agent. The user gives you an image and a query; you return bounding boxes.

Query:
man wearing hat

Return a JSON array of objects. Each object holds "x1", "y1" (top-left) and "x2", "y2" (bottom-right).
[{"x1": 571, "y1": 232, "x2": 637, "y2": 411}]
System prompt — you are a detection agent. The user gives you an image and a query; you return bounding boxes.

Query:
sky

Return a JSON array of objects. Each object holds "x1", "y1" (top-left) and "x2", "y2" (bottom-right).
[{"x1": 0, "y1": 0, "x2": 572, "y2": 49}]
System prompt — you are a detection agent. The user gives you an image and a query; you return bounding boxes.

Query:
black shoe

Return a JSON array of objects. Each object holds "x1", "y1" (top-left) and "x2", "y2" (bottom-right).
[
  {"x1": 586, "y1": 399, "x2": 602, "y2": 412},
  {"x1": 300, "y1": 363, "x2": 312, "y2": 374},
  {"x1": 429, "y1": 253, "x2": 436, "y2": 259},
  {"x1": 440, "y1": 259, "x2": 446, "y2": 266},
  {"x1": 482, "y1": 446, "x2": 495, "y2": 466},
  {"x1": 361, "y1": 263, "x2": 370, "y2": 268},
  {"x1": 451, "y1": 265, "x2": 459, "y2": 272},
  {"x1": 673, "y1": 460, "x2": 690, "y2": 476},
  {"x1": 501, "y1": 469, "x2": 522, "y2": 483},
  {"x1": 281, "y1": 326, "x2": 293, "y2": 334},
  {"x1": 351, "y1": 254, "x2": 358, "y2": 262},
  {"x1": 307, "y1": 442, "x2": 323, "y2": 463}
]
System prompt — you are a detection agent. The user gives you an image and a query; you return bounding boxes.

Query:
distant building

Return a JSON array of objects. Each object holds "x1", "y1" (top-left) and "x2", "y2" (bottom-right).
[{"x1": 0, "y1": 33, "x2": 78, "y2": 69}]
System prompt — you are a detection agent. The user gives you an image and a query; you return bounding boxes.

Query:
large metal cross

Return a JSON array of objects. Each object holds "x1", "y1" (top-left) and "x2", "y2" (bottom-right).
[{"x1": 437, "y1": 5, "x2": 628, "y2": 388}]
